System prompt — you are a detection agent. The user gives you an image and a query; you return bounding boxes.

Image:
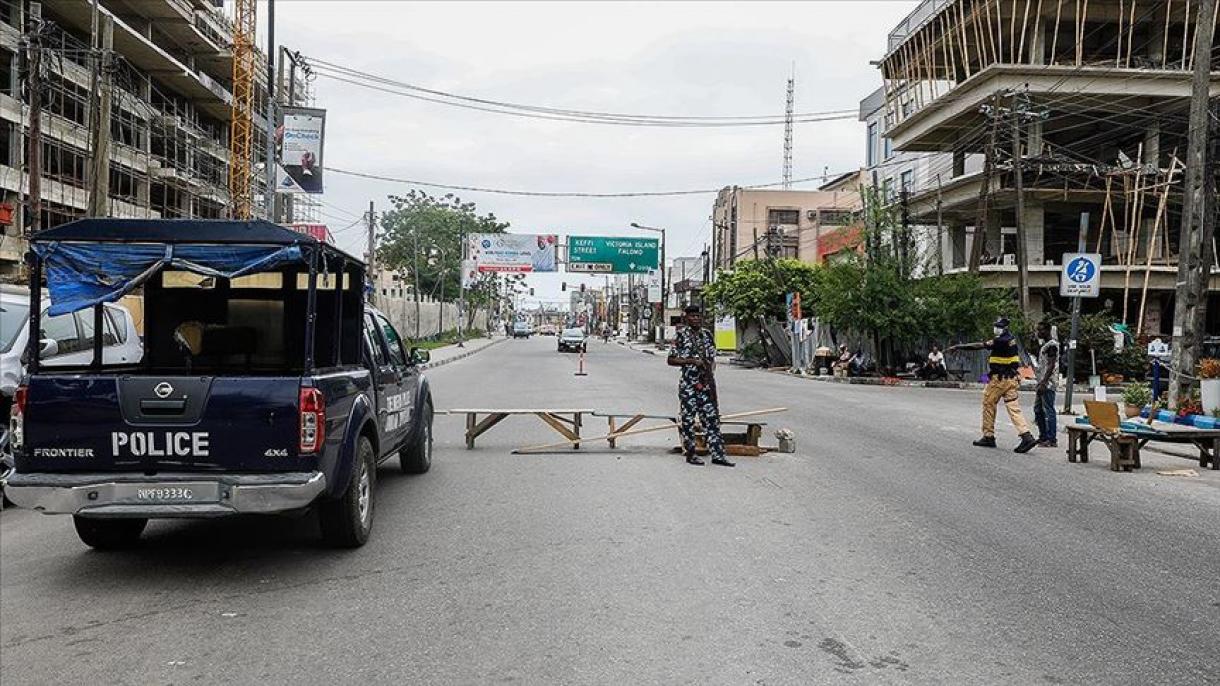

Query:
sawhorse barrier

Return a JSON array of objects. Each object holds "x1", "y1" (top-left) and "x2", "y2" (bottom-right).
[{"x1": 451, "y1": 409, "x2": 595, "y2": 450}]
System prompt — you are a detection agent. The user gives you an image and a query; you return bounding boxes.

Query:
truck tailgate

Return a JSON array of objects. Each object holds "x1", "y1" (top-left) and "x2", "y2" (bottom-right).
[{"x1": 17, "y1": 375, "x2": 311, "y2": 473}]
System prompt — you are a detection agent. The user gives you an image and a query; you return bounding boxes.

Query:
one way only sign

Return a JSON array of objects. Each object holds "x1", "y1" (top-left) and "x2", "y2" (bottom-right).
[{"x1": 1060, "y1": 253, "x2": 1101, "y2": 298}]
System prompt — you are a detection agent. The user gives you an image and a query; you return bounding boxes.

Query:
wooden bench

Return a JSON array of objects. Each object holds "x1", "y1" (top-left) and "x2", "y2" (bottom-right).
[{"x1": 450, "y1": 408, "x2": 595, "y2": 450}]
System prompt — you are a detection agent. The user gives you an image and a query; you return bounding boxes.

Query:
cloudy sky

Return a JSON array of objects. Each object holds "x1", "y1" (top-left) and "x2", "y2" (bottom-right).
[{"x1": 267, "y1": 0, "x2": 914, "y2": 303}]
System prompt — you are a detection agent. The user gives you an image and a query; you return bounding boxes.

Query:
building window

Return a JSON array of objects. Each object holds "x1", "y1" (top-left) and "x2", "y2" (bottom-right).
[
  {"x1": 900, "y1": 170, "x2": 913, "y2": 193},
  {"x1": 882, "y1": 178, "x2": 894, "y2": 202},
  {"x1": 767, "y1": 209, "x2": 800, "y2": 226},
  {"x1": 819, "y1": 210, "x2": 854, "y2": 226},
  {"x1": 883, "y1": 137, "x2": 893, "y2": 160},
  {"x1": 866, "y1": 122, "x2": 877, "y2": 167}
]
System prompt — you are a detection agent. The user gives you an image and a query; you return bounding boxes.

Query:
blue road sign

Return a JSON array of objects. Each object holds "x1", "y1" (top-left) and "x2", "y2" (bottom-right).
[{"x1": 1060, "y1": 252, "x2": 1101, "y2": 298}]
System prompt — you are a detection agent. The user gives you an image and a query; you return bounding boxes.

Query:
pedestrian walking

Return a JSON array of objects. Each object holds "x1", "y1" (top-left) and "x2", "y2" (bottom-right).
[
  {"x1": 948, "y1": 317, "x2": 1038, "y2": 453},
  {"x1": 667, "y1": 305, "x2": 732, "y2": 467},
  {"x1": 1033, "y1": 321, "x2": 1060, "y2": 448}
]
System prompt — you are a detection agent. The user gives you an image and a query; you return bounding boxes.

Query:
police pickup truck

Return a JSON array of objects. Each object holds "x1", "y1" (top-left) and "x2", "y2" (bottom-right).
[{"x1": 4, "y1": 219, "x2": 433, "y2": 549}]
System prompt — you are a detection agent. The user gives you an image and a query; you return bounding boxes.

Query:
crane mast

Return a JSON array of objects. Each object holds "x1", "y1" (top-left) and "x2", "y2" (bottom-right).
[{"x1": 227, "y1": 0, "x2": 257, "y2": 219}]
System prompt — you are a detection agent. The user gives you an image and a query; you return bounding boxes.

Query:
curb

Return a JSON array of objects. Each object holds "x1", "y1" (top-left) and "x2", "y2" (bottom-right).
[
  {"x1": 420, "y1": 337, "x2": 506, "y2": 371},
  {"x1": 761, "y1": 367, "x2": 1116, "y2": 394}
]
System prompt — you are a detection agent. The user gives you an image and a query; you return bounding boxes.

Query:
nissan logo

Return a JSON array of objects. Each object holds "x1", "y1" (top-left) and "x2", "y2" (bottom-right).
[{"x1": 153, "y1": 382, "x2": 175, "y2": 399}]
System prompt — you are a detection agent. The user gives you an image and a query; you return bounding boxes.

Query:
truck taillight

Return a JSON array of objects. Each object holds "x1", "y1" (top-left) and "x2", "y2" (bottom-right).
[
  {"x1": 10, "y1": 384, "x2": 26, "y2": 450},
  {"x1": 299, "y1": 387, "x2": 325, "y2": 454}
]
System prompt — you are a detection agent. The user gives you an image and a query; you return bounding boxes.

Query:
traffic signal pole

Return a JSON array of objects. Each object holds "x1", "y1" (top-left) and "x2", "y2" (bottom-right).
[{"x1": 1062, "y1": 212, "x2": 1089, "y2": 414}]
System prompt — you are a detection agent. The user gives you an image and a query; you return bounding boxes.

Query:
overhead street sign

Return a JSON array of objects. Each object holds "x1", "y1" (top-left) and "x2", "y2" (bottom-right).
[
  {"x1": 1060, "y1": 252, "x2": 1101, "y2": 298},
  {"x1": 567, "y1": 236, "x2": 659, "y2": 274}
]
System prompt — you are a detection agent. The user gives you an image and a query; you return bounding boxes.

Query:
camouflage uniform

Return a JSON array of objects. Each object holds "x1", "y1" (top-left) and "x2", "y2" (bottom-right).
[{"x1": 669, "y1": 326, "x2": 725, "y2": 459}]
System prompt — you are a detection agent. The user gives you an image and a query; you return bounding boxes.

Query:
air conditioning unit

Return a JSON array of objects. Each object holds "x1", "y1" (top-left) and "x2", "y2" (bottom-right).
[
  {"x1": 806, "y1": 210, "x2": 817, "y2": 220},
  {"x1": 1001, "y1": 254, "x2": 1016, "y2": 266}
]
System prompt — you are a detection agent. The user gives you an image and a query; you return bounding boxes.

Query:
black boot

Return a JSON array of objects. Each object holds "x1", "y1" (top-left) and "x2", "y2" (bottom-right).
[
  {"x1": 973, "y1": 436, "x2": 997, "y2": 448},
  {"x1": 1014, "y1": 433, "x2": 1038, "y2": 453},
  {"x1": 686, "y1": 455, "x2": 705, "y2": 466},
  {"x1": 711, "y1": 456, "x2": 735, "y2": 467}
]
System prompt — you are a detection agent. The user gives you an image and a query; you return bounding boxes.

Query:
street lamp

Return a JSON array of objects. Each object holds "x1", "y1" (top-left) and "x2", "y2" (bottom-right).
[{"x1": 630, "y1": 222, "x2": 666, "y2": 341}]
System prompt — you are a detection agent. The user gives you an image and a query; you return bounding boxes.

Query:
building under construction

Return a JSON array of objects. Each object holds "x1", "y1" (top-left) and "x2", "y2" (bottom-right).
[
  {"x1": 0, "y1": 0, "x2": 319, "y2": 279},
  {"x1": 874, "y1": 0, "x2": 1220, "y2": 336}
]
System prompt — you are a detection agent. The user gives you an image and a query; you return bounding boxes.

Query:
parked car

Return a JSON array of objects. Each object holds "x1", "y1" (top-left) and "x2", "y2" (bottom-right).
[
  {"x1": 539, "y1": 324, "x2": 557, "y2": 336},
  {"x1": 512, "y1": 321, "x2": 532, "y2": 338},
  {"x1": 558, "y1": 327, "x2": 588, "y2": 353},
  {"x1": 5, "y1": 219, "x2": 433, "y2": 549},
  {"x1": 1, "y1": 285, "x2": 143, "y2": 495}
]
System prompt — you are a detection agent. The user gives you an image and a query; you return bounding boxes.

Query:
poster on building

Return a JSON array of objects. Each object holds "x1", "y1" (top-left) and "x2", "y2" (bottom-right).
[
  {"x1": 278, "y1": 107, "x2": 325, "y2": 194},
  {"x1": 467, "y1": 233, "x2": 558, "y2": 272},
  {"x1": 714, "y1": 314, "x2": 737, "y2": 351},
  {"x1": 460, "y1": 259, "x2": 478, "y2": 288}
]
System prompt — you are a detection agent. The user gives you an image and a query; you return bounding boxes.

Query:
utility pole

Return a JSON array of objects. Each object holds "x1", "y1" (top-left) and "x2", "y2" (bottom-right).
[
  {"x1": 263, "y1": 0, "x2": 277, "y2": 219},
  {"x1": 1012, "y1": 91, "x2": 1030, "y2": 314},
  {"x1": 457, "y1": 231, "x2": 466, "y2": 347},
  {"x1": 87, "y1": 14, "x2": 113, "y2": 217},
  {"x1": 413, "y1": 223, "x2": 421, "y2": 339},
  {"x1": 24, "y1": 3, "x2": 43, "y2": 236},
  {"x1": 969, "y1": 93, "x2": 1000, "y2": 272},
  {"x1": 365, "y1": 200, "x2": 376, "y2": 307},
  {"x1": 1063, "y1": 212, "x2": 1089, "y2": 414},
  {"x1": 936, "y1": 174, "x2": 944, "y2": 275},
  {"x1": 1169, "y1": 0, "x2": 1218, "y2": 407}
]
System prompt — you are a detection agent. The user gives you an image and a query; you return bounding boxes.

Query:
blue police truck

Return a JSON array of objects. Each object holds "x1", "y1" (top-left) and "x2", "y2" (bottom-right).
[{"x1": 4, "y1": 219, "x2": 433, "y2": 549}]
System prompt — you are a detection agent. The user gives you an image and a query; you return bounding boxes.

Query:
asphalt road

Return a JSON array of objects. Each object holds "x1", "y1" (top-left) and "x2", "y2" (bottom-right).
[{"x1": 2, "y1": 335, "x2": 1219, "y2": 685}]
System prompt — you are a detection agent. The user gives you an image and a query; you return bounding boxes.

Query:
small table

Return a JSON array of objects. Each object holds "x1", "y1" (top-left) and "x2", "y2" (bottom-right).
[
  {"x1": 1065, "y1": 424, "x2": 1147, "y2": 471},
  {"x1": 450, "y1": 409, "x2": 595, "y2": 450}
]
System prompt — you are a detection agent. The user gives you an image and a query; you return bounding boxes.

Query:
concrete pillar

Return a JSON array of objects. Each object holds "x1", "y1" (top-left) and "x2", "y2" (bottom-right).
[
  {"x1": 1026, "y1": 117, "x2": 1044, "y2": 157},
  {"x1": 1144, "y1": 121, "x2": 1161, "y2": 170},
  {"x1": 953, "y1": 150, "x2": 965, "y2": 177},
  {"x1": 1023, "y1": 199, "x2": 1045, "y2": 266},
  {"x1": 986, "y1": 209, "x2": 1002, "y2": 257}
]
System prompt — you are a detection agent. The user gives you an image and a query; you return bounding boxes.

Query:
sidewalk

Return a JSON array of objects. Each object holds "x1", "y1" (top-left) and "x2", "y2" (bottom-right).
[{"x1": 420, "y1": 336, "x2": 505, "y2": 370}]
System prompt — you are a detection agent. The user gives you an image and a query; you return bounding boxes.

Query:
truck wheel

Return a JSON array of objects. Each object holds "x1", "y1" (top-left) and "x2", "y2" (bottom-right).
[
  {"x1": 319, "y1": 435, "x2": 375, "y2": 548},
  {"x1": 400, "y1": 399, "x2": 433, "y2": 474},
  {"x1": 73, "y1": 516, "x2": 147, "y2": 550}
]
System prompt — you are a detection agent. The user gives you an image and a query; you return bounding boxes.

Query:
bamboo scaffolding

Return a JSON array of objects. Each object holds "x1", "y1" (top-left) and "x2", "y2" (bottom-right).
[
  {"x1": 1032, "y1": 0, "x2": 1045, "y2": 63},
  {"x1": 1121, "y1": 145, "x2": 1146, "y2": 324},
  {"x1": 1018, "y1": 0, "x2": 1032, "y2": 62},
  {"x1": 1164, "y1": 0, "x2": 1173, "y2": 68},
  {"x1": 1125, "y1": 0, "x2": 1137, "y2": 67},
  {"x1": 1094, "y1": 176, "x2": 1114, "y2": 253},
  {"x1": 985, "y1": 0, "x2": 999, "y2": 64},
  {"x1": 1137, "y1": 156, "x2": 1181, "y2": 335},
  {"x1": 1117, "y1": 0, "x2": 1124, "y2": 67},
  {"x1": 1051, "y1": 0, "x2": 1064, "y2": 61}
]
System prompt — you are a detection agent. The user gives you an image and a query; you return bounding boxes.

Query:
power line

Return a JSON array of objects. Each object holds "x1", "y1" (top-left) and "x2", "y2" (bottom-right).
[
  {"x1": 328, "y1": 160, "x2": 934, "y2": 198},
  {"x1": 303, "y1": 56, "x2": 859, "y2": 128}
]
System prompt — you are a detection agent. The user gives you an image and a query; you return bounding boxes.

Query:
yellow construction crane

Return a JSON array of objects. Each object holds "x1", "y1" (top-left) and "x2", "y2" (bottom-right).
[{"x1": 228, "y1": 0, "x2": 256, "y2": 219}]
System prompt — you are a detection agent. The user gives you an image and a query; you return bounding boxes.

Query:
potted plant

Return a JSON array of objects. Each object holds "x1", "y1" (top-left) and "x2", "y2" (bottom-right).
[
  {"x1": 1121, "y1": 382, "x2": 1152, "y2": 418},
  {"x1": 1199, "y1": 358, "x2": 1220, "y2": 415}
]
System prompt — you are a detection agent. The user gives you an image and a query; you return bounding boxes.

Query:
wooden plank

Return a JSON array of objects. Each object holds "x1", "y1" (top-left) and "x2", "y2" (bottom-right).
[
  {"x1": 535, "y1": 412, "x2": 580, "y2": 442},
  {"x1": 514, "y1": 408, "x2": 787, "y2": 454},
  {"x1": 449, "y1": 408, "x2": 595, "y2": 414},
  {"x1": 467, "y1": 412, "x2": 509, "y2": 449}
]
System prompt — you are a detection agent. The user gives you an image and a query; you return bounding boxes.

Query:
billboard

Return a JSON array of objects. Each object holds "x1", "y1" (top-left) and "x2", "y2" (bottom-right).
[
  {"x1": 567, "y1": 236, "x2": 659, "y2": 273},
  {"x1": 468, "y1": 233, "x2": 558, "y2": 272},
  {"x1": 277, "y1": 106, "x2": 325, "y2": 194}
]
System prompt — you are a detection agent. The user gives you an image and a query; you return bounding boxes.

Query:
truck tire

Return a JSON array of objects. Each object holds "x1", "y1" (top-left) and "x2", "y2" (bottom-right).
[
  {"x1": 73, "y1": 516, "x2": 147, "y2": 550},
  {"x1": 400, "y1": 399, "x2": 433, "y2": 474},
  {"x1": 319, "y1": 435, "x2": 374, "y2": 548}
]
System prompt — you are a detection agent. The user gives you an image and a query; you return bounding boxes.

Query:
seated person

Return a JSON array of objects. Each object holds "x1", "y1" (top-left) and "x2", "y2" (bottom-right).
[{"x1": 918, "y1": 345, "x2": 948, "y2": 380}]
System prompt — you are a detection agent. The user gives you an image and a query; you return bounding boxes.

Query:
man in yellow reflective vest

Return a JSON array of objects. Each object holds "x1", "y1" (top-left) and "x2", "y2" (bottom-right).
[{"x1": 949, "y1": 317, "x2": 1038, "y2": 453}]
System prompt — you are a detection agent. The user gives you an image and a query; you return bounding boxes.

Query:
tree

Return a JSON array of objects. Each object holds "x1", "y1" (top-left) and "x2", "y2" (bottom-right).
[
  {"x1": 702, "y1": 258, "x2": 820, "y2": 321},
  {"x1": 377, "y1": 190, "x2": 509, "y2": 328}
]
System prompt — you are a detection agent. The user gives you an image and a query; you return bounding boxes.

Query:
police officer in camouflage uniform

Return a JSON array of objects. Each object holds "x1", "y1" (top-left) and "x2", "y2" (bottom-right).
[{"x1": 667, "y1": 305, "x2": 732, "y2": 467}]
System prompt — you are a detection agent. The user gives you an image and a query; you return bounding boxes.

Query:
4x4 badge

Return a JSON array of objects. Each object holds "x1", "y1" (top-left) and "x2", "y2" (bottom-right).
[{"x1": 153, "y1": 382, "x2": 174, "y2": 399}]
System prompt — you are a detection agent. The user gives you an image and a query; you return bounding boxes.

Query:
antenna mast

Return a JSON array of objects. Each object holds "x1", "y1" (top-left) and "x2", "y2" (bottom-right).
[{"x1": 782, "y1": 68, "x2": 794, "y2": 190}]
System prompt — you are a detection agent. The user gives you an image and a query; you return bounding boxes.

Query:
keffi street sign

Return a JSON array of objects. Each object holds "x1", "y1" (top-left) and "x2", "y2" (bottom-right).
[
  {"x1": 567, "y1": 236, "x2": 659, "y2": 274},
  {"x1": 1060, "y1": 252, "x2": 1101, "y2": 298}
]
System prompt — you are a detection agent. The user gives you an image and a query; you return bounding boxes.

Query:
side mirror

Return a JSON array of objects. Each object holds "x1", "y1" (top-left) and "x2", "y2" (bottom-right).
[
  {"x1": 409, "y1": 347, "x2": 431, "y2": 366},
  {"x1": 39, "y1": 338, "x2": 58, "y2": 358}
]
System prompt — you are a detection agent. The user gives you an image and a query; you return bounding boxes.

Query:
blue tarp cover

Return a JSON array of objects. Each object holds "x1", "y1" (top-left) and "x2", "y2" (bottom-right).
[{"x1": 34, "y1": 242, "x2": 305, "y2": 315}]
